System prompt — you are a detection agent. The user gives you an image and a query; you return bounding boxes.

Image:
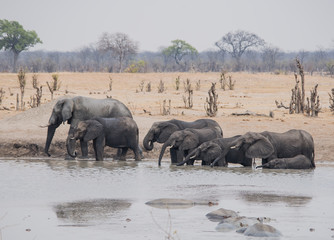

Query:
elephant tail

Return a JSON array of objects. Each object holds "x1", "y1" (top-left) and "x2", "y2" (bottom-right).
[{"x1": 311, "y1": 149, "x2": 316, "y2": 168}]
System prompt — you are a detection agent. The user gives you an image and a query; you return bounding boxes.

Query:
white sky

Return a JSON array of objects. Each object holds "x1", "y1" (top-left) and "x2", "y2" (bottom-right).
[{"x1": 1, "y1": 0, "x2": 333, "y2": 52}]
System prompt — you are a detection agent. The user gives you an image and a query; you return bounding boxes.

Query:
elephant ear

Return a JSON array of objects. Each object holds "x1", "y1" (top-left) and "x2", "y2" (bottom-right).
[
  {"x1": 244, "y1": 135, "x2": 274, "y2": 159},
  {"x1": 158, "y1": 122, "x2": 178, "y2": 142},
  {"x1": 179, "y1": 131, "x2": 199, "y2": 151},
  {"x1": 61, "y1": 99, "x2": 74, "y2": 123},
  {"x1": 83, "y1": 120, "x2": 104, "y2": 142}
]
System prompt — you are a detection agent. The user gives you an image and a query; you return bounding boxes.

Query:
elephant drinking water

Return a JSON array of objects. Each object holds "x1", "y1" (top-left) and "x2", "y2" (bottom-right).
[{"x1": 45, "y1": 96, "x2": 133, "y2": 158}]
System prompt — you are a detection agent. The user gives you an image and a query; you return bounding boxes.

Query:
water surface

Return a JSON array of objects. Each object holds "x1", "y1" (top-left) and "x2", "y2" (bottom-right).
[{"x1": 0, "y1": 159, "x2": 333, "y2": 239}]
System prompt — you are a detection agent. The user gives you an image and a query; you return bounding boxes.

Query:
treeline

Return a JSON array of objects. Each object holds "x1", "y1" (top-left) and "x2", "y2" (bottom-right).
[{"x1": 1, "y1": 47, "x2": 334, "y2": 75}]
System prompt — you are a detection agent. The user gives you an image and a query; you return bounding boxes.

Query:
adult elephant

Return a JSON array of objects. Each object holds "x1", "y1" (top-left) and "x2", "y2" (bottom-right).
[
  {"x1": 158, "y1": 128, "x2": 223, "y2": 166},
  {"x1": 66, "y1": 117, "x2": 141, "y2": 161},
  {"x1": 177, "y1": 136, "x2": 252, "y2": 167},
  {"x1": 213, "y1": 129, "x2": 315, "y2": 168},
  {"x1": 45, "y1": 96, "x2": 132, "y2": 157}
]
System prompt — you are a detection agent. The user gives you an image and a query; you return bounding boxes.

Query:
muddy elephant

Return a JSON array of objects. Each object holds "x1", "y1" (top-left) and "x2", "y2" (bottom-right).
[
  {"x1": 143, "y1": 119, "x2": 222, "y2": 164},
  {"x1": 45, "y1": 96, "x2": 132, "y2": 157},
  {"x1": 66, "y1": 117, "x2": 141, "y2": 161},
  {"x1": 218, "y1": 129, "x2": 315, "y2": 167},
  {"x1": 158, "y1": 127, "x2": 223, "y2": 166},
  {"x1": 256, "y1": 155, "x2": 313, "y2": 169},
  {"x1": 177, "y1": 136, "x2": 252, "y2": 167}
]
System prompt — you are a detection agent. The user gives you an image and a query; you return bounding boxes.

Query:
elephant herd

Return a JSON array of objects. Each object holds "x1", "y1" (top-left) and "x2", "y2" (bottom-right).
[{"x1": 44, "y1": 96, "x2": 315, "y2": 169}]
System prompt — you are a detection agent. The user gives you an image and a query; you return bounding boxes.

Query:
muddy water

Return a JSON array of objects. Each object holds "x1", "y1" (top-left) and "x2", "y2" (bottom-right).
[{"x1": 0, "y1": 159, "x2": 333, "y2": 240}]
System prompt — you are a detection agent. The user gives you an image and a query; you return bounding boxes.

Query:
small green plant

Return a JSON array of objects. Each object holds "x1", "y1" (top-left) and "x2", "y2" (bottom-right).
[{"x1": 125, "y1": 60, "x2": 146, "y2": 73}]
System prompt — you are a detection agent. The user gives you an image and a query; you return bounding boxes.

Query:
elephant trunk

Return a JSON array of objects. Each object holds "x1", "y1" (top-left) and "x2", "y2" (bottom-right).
[
  {"x1": 177, "y1": 148, "x2": 198, "y2": 166},
  {"x1": 158, "y1": 139, "x2": 174, "y2": 166},
  {"x1": 66, "y1": 136, "x2": 77, "y2": 158},
  {"x1": 44, "y1": 123, "x2": 60, "y2": 156},
  {"x1": 143, "y1": 131, "x2": 154, "y2": 151}
]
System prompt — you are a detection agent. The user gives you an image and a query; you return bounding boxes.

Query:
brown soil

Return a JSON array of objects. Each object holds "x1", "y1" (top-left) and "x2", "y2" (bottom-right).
[{"x1": 0, "y1": 72, "x2": 333, "y2": 163}]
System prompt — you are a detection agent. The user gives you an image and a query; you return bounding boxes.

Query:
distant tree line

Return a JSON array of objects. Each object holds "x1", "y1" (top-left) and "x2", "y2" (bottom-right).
[
  {"x1": 1, "y1": 19, "x2": 333, "y2": 74},
  {"x1": 1, "y1": 46, "x2": 333, "y2": 75}
]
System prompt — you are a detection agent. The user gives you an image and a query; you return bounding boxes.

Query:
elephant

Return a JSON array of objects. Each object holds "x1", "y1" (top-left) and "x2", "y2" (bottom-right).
[
  {"x1": 177, "y1": 136, "x2": 252, "y2": 167},
  {"x1": 158, "y1": 127, "x2": 223, "y2": 166},
  {"x1": 212, "y1": 129, "x2": 315, "y2": 167},
  {"x1": 45, "y1": 96, "x2": 132, "y2": 158},
  {"x1": 256, "y1": 155, "x2": 314, "y2": 169},
  {"x1": 143, "y1": 119, "x2": 222, "y2": 164},
  {"x1": 66, "y1": 117, "x2": 141, "y2": 161}
]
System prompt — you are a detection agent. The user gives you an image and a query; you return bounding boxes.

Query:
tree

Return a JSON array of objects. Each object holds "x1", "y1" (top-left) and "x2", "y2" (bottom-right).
[
  {"x1": 0, "y1": 19, "x2": 42, "y2": 72},
  {"x1": 97, "y1": 32, "x2": 138, "y2": 72},
  {"x1": 162, "y1": 39, "x2": 198, "y2": 69},
  {"x1": 261, "y1": 45, "x2": 281, "y2": 72},
  {"x1": 215, "y1": 30, "x2": 265, "y2": 71}
]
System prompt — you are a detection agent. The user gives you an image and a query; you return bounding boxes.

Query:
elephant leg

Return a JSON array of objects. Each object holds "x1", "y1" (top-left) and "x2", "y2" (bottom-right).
[
  {"x1": 119, "y1": 147, "x2": 128, "y2": 161},
  {"x1": 80, "y1": 139, "x2": 89, "y2": 159},
  {"x1": 93, "y1": 137, "x2": 104, "y2": 161},
  {"x1": 170, "y1": 148, "x2": 184, "y2": 164},
  {"x1": 132, "y1": 146, "x2": 141, "y2": 161}
]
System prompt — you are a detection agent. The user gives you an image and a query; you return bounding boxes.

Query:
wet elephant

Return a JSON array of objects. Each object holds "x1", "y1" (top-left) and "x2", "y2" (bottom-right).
[
  {"x1": 66, "y1": 117, "x2": 141, "y2": 161},
  {"x1": 177, "y1": 136, "x2": 252, "y2": 167},
  {"x1": 214, "y1": 129, "x2": 315, "y2": 167},
  {"x1": 45, "y1": 96, "x2": 132, "y2": 158},
  {"x1": 143, "y1": 119, "x2": 223, "y2": 164},
  {"x1": 256, "y1": 155, "x2": 314, "y2": 169},
  {"x1": 158, "y1": 127, "x2": 223, "y2": 166}
]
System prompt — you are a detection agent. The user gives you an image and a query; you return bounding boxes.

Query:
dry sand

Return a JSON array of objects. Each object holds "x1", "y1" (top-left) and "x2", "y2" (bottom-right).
[{"x1": 0, "y1": 72, "x2": 333, "y2": 163}]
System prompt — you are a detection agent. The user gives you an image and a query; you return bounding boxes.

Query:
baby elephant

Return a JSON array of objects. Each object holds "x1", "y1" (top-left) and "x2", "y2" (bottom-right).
[
  {"x1": 256, "y1": 155, "x2": 314, "y2": 169},
  {"x1": 66, "y1": 117, "x2": 141, "y2": 161}
]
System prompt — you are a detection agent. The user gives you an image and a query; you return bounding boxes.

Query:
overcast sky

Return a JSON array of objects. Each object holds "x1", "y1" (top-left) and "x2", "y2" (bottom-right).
[{"x1": 1, "y1": 0, "x2": 333, "y2": 53}]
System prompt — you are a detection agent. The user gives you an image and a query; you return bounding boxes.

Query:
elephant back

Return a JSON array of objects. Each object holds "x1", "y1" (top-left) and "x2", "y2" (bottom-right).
[{"x1": 72, "y1": 96, "x2": 132, "y2": 122}]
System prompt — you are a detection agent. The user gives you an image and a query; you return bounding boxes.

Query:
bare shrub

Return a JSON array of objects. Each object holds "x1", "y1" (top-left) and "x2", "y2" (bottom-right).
[
  {"x1": 182, "y1": 79, "x2": 193, "y2": 108},
  {"x1": 195, "y1": 80, "x2": 201, "y2": 91},
  {"x1": 175, "y1": 76, "x2": 180, "y2": 90},
  {"x1": 0, "y1": 88, "x2": 5, "y2": 106},
  {"x1": 158, "y1": 80, "x2": 165, "y2": 93},
  {"x1": 205, "y1": 83, "x2": 218, "y2": 117},
  {"x1": 146, "y1": 81, "x2": 151, "y2": 92},
  {"x1": 329, "y1": 88, "x2": 334, "y2": 113},
  {"x1": 162, "y1": 99, "x2": 171, "y2": 115},
  {"x1": 17, "y1": 68, "x2": 26, "y2": 110},
  {"x1": 29, "y1": 74, "x2": 42, "y2": 108},
  {"x1": 109, "y1": 76, "x2": 113, "y2": 91},
  {"x1": 47, "y1": 73, "x2": 61, "y2": 100},
  {"x1": 305, "y1": 84, "x2": 321, "y2": 117}
]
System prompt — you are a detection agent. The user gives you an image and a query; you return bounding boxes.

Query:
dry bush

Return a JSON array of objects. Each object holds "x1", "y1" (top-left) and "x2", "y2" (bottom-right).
[
  {"x1": 29, "y1": 74, "x2": 42, "y2": 108},
  {"x1": 158, "y1": 80, "x2": 165, "y2": 93},
  {"x1": 17, "y1": 68, "x2": 26, "y2": 110},
  {"x1": 182, "y1": 79, "x2": 193, "y2": 108},
  {"x1": 205, "y1": 83, "x2": 218, "y2": 117},
  {"x1": 329, "y1": 88, "x2": 334, "y2": 113}
]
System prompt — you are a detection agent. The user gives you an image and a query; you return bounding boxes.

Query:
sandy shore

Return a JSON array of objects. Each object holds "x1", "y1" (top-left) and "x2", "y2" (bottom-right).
[{"x1": 0, "y1": 72, "x2": 333, "y2": 163}]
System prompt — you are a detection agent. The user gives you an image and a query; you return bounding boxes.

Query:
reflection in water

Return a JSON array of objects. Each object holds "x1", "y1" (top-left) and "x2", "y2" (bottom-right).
[
  {"x1": 54, "y1": 199, "x2": 131, "y2": 224},
  {"x1": 240, "y1": 192, "x2": 312, "y2": 206}
]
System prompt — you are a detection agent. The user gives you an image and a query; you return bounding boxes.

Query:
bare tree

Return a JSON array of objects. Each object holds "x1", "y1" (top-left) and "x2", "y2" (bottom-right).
[
  {"x1": 98, "y1": 32, "x2": 138, "y2": 72},
  {"x1": 262, "y1": 46, "x2": 281, "y2": 72},
  {"x1": 215, "y1": 30, "x2": 265, "y2": 71}
]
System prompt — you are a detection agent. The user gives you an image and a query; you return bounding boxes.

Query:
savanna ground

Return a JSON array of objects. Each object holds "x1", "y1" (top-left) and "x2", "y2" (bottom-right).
[{"x1": 0, "y1": 72, "x2": 333, "y2": 164}]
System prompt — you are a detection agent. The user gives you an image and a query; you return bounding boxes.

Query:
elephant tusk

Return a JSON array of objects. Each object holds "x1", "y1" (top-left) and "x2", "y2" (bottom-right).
[
  {"x1": 70, "y1": 137, "x2": 75, "y2": 140},
  {"x1": 39, "y1": 124, "x2": 49, "y2": 128},
  {"x1": 230, "y1": 145, "x2": 237, "y2": 149}
]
